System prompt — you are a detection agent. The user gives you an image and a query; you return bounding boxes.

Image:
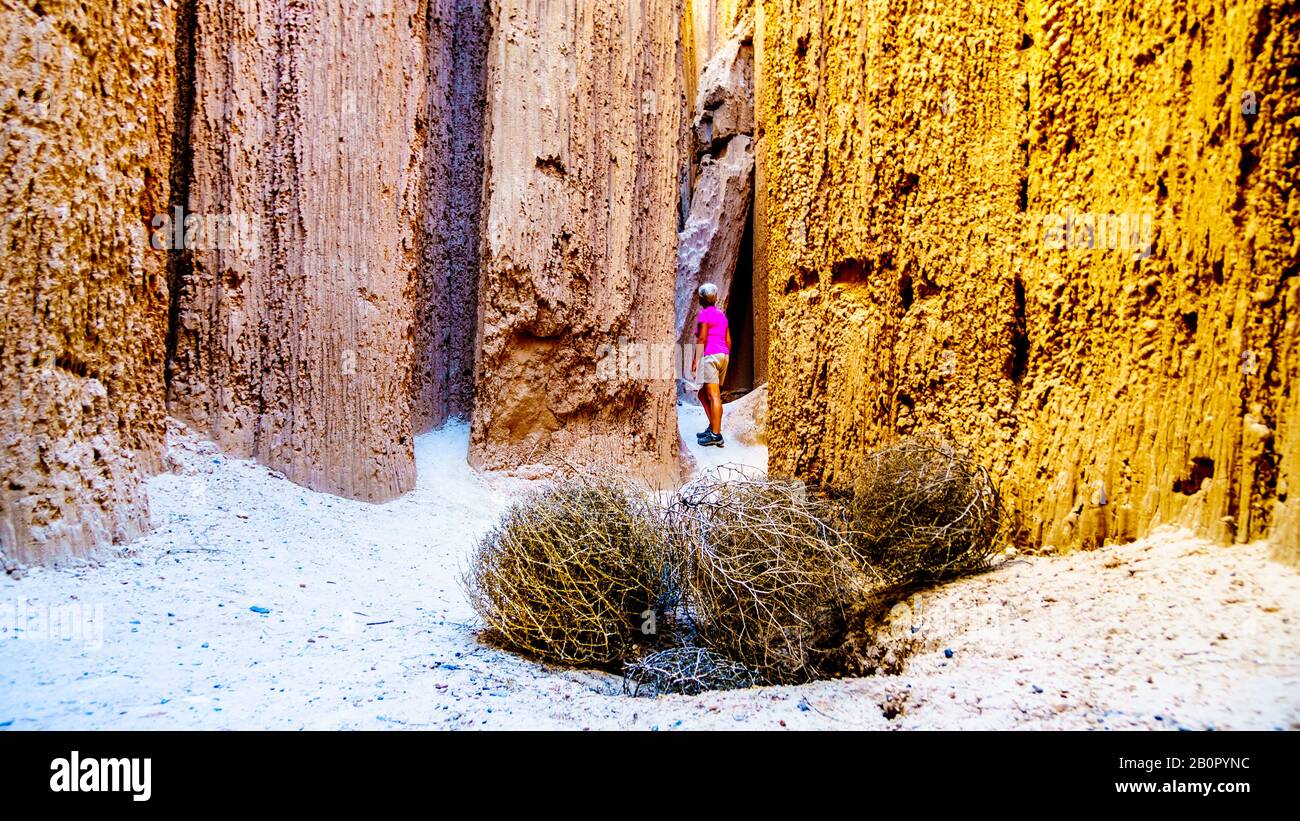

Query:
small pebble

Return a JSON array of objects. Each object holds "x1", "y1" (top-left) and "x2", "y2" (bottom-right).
[
  {"x1": 944, "y1": 648, "x2": 954, "y2": 659},
  {"x1": 250, "y1": 606, "x2": 270, "y2": 615}
]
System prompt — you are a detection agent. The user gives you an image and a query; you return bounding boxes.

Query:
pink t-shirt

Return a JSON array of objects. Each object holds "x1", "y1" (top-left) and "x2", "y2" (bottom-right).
[{"x1": 697, "y1": 305, "x2": 730, "y2": 357}]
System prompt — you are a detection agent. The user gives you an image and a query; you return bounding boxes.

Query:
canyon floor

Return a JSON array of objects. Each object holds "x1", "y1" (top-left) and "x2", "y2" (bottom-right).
[{"x1": 1, "y1": 408, "x2": 1297, "y2": 731}]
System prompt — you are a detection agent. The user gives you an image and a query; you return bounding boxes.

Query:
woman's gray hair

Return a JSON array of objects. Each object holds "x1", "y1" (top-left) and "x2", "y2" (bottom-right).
[{"x1": 697, "y1": 283, "x2": 718, "y2": 305}]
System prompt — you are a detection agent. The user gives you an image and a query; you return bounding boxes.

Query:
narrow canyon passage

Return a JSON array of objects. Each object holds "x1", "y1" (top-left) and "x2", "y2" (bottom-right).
[
  {"x1": 0, "y1": 0, "x2": 776, "y2": 566},
  {"x1": 2, "y1": 1, "x2": 1293, "y2": 560},
  {"x1": 721, "y1": 207, "x2": 757, "y2": 398}
]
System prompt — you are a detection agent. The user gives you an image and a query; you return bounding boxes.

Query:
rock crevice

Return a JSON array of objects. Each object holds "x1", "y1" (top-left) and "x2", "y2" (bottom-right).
[{"x1": 674, "y1": 9, "x2": 756, "y2": 391}]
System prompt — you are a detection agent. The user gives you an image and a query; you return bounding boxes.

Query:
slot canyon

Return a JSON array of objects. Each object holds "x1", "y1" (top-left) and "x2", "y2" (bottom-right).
[{"x1": 4, "y1": 0, "x2": 1294, "y2": 566}]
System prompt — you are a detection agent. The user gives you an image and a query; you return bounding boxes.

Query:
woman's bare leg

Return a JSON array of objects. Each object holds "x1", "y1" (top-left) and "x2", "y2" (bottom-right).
[
  {"x1": 705, "y1": 384, "x2": 722, "y2": 434},
  {"x1": 697, "y1": 387, "x2": 715, "y2": 434}
]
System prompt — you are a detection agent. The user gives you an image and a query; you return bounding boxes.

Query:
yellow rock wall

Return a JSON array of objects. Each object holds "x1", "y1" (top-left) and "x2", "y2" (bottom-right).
[
  {"x1": 0, "y1": 0, "x2": 176, "y2": 563},
  {"x1": 761, "y1": 0, "x2": 1298, "y2": 557}
]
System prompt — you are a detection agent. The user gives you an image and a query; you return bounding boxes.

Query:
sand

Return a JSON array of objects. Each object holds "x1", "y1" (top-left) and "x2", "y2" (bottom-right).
[{"x1": 1, "y1": 413, "x2": 1296, "y2": 730}]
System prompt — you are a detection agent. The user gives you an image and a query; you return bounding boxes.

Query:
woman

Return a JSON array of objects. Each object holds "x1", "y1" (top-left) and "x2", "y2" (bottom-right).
[{"x1": 691, "y1": 283, "x2": 731, "y2": 447}]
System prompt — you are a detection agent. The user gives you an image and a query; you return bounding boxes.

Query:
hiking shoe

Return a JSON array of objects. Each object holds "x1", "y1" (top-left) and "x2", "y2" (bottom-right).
[{"x1": 699, "y1": 431, "x2": 725, "y2": 448}]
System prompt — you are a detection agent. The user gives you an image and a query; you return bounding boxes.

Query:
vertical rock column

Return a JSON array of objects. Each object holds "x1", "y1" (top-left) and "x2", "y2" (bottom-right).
[
  {"x1": 0, "y1": 1, "x2": 176, "y2": 564},
  {"x1": 1009, "y1": 0, "x2": 1298, "y2": 550},
  {"x1": 470, "y1": 0, "x2": 686, "y2": 482},
  {"x1": 762, "y1": 0, "x2": 1026, "y2": 487},
  {"x1": 168, "y1": 0, "x2": 426, "y2": 502},
  {"x1": 750, "y1": 0, "x2": 769, "y2": 384}
]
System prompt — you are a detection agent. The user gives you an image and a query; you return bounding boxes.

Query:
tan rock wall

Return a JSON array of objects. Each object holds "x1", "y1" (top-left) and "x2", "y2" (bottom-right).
[
  {"x1": 761, "y1": 0, "x2": 1298, "y2": 556},
  {"x1": 0, "y1": 0, "x2": 176, "y2": 563},
  {"x1": 470, "y1": 0, "x2": 686, "y2": 481},
  {"x1": 689, "y1": 0, "x2": 749, "y2": 68},
  {"x1": 168, "y1": 0, "x2": 426, "y2": 502}
]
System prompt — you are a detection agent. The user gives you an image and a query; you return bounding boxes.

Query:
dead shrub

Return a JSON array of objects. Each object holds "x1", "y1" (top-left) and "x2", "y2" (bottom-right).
[
  {"x1": 463, "y1": 476, "x2": 677, "y2": 667},
  {"x1": 468, "y1": 445, "x2": 1009, "y2": 694},
  {"x1": 671, "y1": 466, "x2": 881, "y2": 684},
  {"x1": 845, "y1": 439, "x2": 1005, "y2": 584},
  {"x1": 623, "y1": 647, "x2": 762, "y2": 697}
]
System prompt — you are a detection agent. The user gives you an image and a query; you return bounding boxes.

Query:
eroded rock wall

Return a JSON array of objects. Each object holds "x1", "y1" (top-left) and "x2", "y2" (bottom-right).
[
  {"x1": 168, "y1": 0, "x2": 427, "y2": 502},
  {"x1": 761, "y1": 0, "x2": 1298, "y2": 556},
  {"x1": 0, "y1": 1, "x2": 176, "y2": 564},
  {"x1": 470, "y1": 0, "x2": 686, "y2": 481}
]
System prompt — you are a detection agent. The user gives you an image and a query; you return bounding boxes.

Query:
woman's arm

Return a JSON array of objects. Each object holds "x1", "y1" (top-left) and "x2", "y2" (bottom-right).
[
  {"x1": 692, "y1": 320, "x2": 708, "y2": 377},
  {"x1": 726, "y1": 327, "x2": 732, "y2": 352}
]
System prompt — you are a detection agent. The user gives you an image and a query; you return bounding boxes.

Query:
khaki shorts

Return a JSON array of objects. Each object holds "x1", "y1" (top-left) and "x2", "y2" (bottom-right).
[{"x1": 698, "y1": 353, "x2": 729, "y2": 386}]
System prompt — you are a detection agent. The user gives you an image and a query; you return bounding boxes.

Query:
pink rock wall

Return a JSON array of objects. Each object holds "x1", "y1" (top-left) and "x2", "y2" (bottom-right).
[{"x1": 168, "y1": 0, "x2": 427, "y2": 502}]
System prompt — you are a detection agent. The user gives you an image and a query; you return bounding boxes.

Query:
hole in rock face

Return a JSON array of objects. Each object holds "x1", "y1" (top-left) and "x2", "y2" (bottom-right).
[
  {"x1": 831, "y1": 258, "x2": 867, "y2": 285},
  {"x1": 897, "y1": 171, "x2": 919, "y2": 196},
  {"x1": 1008, "y1": 276, "x2": 1029, "y2": 382},
  {"x1": 1173, "y1": 457, "x2": 1215, "y2": 495},
  {"x1": 1237, "y1": 143, "x2": 1260, "y2": 185}
]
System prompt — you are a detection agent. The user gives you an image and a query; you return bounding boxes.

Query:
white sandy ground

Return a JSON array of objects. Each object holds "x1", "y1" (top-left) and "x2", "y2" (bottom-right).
[
  {"x1": 676, "y1": 399, "x2": 767, "y2": 473},
  {"x1": 1, "y1": 410, "x2": 1298, "y2": 730}
]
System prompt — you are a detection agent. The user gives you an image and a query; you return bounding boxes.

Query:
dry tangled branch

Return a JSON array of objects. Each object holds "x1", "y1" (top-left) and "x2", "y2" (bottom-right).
[
  {"x1": 623, "y1": 646, "x2": 763, "y2": 697},
  {"x1": 466, "y1": 445, "x2": 1010, "y2": 693},
  {"x1": 671, "y1": 465, "x2": 879, "y2": 684},
  {"x1": 845, "y1": 439, "x2": 1006, "y2": 584},
  {"x1": 462, "y1": 476, "x2": 677, "y2": 667}
]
